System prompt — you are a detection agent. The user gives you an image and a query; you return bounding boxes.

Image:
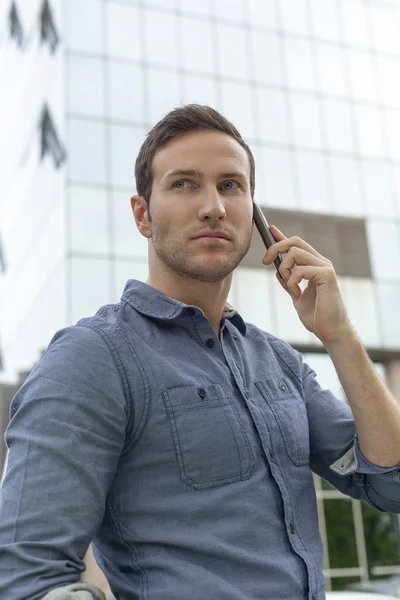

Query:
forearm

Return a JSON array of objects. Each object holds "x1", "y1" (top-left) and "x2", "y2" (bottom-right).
[{"x1": 324, "y1": 332, "x2": 400, "y2": 467}]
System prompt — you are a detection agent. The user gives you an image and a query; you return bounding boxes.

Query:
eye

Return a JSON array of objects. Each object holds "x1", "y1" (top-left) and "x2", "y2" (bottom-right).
[
  {"x1": 221, "y1": 180, "x2": 239, "y2": 190},
  {"x1": 174, "y1": 180, "x2": 193, "y2": 189}
]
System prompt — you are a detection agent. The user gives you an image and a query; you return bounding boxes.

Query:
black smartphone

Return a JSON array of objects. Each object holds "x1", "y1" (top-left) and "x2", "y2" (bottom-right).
[{"x1": 252, "y1": 202, "x2": 285, "y2": 281}]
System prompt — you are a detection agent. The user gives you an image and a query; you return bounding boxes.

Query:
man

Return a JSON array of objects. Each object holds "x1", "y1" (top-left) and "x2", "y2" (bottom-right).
[{"x1": 1, "y1": 105, "x2": 400, "y2": 600}]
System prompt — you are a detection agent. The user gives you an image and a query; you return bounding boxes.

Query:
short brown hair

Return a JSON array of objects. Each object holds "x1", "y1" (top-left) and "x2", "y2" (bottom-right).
[{"x1": 135, "y1": 104, "x2": 255, "y2": 207}]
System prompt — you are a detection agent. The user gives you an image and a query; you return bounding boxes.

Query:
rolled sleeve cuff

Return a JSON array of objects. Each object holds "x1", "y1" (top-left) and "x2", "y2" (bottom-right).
[{"x1": 330, "y1": 433, "x2": 400, "y2": 480}]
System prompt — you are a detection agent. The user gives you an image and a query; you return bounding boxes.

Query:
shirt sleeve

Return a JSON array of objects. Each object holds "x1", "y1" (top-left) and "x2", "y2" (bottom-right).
[
  {"x1": 302, "y1": 359, "x2": 400, "y2": 513},
  {"x1": 0, "y1": 324, "x2": 128, "y2": 600}
]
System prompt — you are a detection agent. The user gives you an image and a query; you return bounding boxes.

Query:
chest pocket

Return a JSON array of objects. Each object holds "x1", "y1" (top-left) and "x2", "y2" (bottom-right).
[
  {"x1": 255, "y1": 379, "x2": 310, "y2": 466},
  {"x1": 162, "y1": 383, "x2": 254, "y2": 490}
]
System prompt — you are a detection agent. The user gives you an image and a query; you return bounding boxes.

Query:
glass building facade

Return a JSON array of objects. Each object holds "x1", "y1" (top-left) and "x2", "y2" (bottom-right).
[{"x1": 1, "y1": 0, "x2": 400, "y2": 591}]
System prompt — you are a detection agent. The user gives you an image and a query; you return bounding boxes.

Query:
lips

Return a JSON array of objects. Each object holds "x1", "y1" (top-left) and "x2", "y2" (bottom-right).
[{"x1": 193, "y1": 231, "x2": 230, "y2": 241}]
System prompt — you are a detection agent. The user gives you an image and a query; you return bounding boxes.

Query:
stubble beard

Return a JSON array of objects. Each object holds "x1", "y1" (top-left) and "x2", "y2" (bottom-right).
[{"x1": 150, "y1": 224, "x2": 253, "y2": 283}]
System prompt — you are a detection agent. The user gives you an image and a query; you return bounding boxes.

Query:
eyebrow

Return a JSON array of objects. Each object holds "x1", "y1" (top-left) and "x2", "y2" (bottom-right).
[{"x1": 164, "y1": 169, "x2": 248, "y2": 181}]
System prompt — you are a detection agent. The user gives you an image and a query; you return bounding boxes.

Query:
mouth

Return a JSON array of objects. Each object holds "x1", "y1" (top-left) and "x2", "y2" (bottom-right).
[{"x1": 192, "y1": 232, "x2": 231, "y2": 242}]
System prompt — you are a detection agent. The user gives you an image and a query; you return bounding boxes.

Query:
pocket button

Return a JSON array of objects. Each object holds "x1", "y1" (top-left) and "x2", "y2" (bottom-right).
[
  {"x1": 278, "y1": 381, "x2": 286, "y2": 392},
  {"x1": 198, "y1": 388, "x2": 206, "y2": 399}
]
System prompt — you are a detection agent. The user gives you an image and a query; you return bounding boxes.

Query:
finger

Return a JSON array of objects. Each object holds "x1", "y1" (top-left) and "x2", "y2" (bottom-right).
[
  {"x1": 265, "y1": 235, "x2": 327, "y2": 264},
  {"x1": 289, "y1": 265, "x2": 336, "y2": 287},
  {"x1": 278, "y1": 247, "x2": 328, "y2": 279},
  {"x1": 269, "y1": 224, "x2": 287, "y2": 242},
  {"x1": 276, "y1": 271, "x2": 301, "y2": 300}
]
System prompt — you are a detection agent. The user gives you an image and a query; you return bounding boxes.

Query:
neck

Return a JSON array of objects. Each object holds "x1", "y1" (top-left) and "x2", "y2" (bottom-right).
[{"x1": 146, "y1": 268, "x2": 232, "y2": 337}]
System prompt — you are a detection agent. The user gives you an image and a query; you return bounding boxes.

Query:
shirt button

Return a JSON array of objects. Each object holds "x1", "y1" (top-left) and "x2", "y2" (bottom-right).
[
  {"x1": 206, "y1": 339, "x2": 215, "y2": 348},
  {"x1": 311, "y1": 595, "x2": 317, "y2": 600},
  {"x1": 278, "y1": 381, "x2": 286, "y2": 391},
  {"x1": 186, "y1": 307, "x2": 196, "y2": 316},
  {"x1": 198, "y1": 388, "x2": 206, "y2": 399},
  {"x1": 290, "y1": 522, "x2": 296, "y2": 534},
  {"x1": 270, "y1": 453, "x2": 275, "y2": 462}
]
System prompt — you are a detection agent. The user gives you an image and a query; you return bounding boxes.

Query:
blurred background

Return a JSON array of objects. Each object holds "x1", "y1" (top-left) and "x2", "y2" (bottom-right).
[{"x1": 0, "y1": 0, "x2": 400, "y2": 596}]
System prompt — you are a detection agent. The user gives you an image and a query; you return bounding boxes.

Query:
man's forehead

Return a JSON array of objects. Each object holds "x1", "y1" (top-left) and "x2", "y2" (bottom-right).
[{"x1": 152, "y1": 130, "x2": 250, "y2": 176}]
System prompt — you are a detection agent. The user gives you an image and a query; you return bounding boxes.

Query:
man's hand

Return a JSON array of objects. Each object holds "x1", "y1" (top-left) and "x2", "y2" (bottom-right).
[{"x1": 262, "y1": 225, "x2": 354, "y2": 345}]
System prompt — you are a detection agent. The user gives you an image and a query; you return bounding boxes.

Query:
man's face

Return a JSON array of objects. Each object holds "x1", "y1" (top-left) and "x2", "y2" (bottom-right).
[{"x1": 147, "y1": 130, "x2": 254, "y2": 283}]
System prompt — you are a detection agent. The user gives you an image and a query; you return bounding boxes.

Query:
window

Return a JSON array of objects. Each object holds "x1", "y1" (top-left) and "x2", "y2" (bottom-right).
[
  {"x1": 284, "y1": 38, "x2": 317, "y2": 92},
  {"x1": 180, "y1": 16, "x2": 214, "y2": 75},
  {"x1": 40, "y1": 106, "x2": 66, "y2": 168},
  {"x1": 217, "y1": 23, "x2": 249, "y2": 80},
  {"x1": 144, "y1": 9, "x2": 178, "y2": 68},
  {"x1": 9, "y1": 2, "x2": 23, "y2": 48},
  {"x1": 349, "y1": 51, "x2": 378, "y2": 103},
  {"x1": 295, "y1": 151, "x2": 331, "y2": 213},
  {"x1": 309, "y1": 0, "x2": 341, "y2": 43},
  {"x1": 40, "y1": 0, "x2": 60, "y2": 54},
  {"x1": 322, "y1": 98, "x2": 354, "y2": 153},
  {"x1": 220, "y1": 81, "x2": 256, "y2": 141},
  {"x1": 361, "y1": 161, "x2": 397, "y2": 218},
  {"x1": 241, "y1": 208, "x2": 372, "y2": 279},
  {"x1": 67, "y1": 55, "x2": 104, "y2": 118},
  {"x1": 328, "y1": 155, "x2": 363, "y2": 216},
  {"x1": 366, "y1": 219, "x2": 400, "y2": 282},
  {"x1": 279, "y1": 0, "x2": 310, "y2": 36},
  {"x1": 256, "y1": 88, "x2": 289, "y2": 145},
  {"x1": 67, "y1": 118, "x2": 106, "y2": 184},
  {"x1": 108, "y1": 61, "x2": 144, "y2": 123},
  {"x1": 356, "y1": 106, "x2": 385, "y2": 158},
  {"x1": 289, "y1": 94, "x2": 323, "y2": 150},
  {"x1": 316, "y1": 45, "x2": 347, "y2": 97},
  {"x1": 341, "y1": 0, "x2": 371, "y2": 47},
  {"x1": 251, "y1": 31, "x2": 283, "y2": 87}
]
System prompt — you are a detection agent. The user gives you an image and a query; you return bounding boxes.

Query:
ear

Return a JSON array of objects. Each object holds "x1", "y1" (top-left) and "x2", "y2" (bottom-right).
[{"x1": 131, "y1": 195, "x2": 152, "y2": 239}]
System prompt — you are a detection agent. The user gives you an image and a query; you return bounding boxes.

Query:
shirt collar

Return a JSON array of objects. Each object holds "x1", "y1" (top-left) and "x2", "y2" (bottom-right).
[{"x1": 120, "y1": 279, "x2": 247, "y2": 336}]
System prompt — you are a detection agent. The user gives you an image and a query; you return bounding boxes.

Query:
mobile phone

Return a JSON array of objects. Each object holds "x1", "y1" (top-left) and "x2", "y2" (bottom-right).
[{"x1": 252, "y1": 202, "x2": 286, "y2": 281}]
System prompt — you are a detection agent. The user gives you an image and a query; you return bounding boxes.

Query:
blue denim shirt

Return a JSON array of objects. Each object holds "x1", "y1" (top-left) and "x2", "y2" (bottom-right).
[{"x1": 1, "y1": 279, "x2": 400, "y2": 600}]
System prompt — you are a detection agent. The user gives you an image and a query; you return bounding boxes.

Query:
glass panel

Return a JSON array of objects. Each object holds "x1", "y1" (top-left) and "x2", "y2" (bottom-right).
[
  {"x1": 366, "y1": 219, "x2": 400, "y2": 281},
  {"x1": 248, "y1": 0, "x2": 277, "y2": 29},
  {"x1": 215, "y1": 0, "x2": 243, "y2": 22},
  {"x1": 252, "y1": 31, "x2": 283, "y2": 87},
  {"x1": 182, "y1": 74, "x2": 217, "y2": 107},
  {"x1": 349, "y1": 51, "x2": 379, "y2": 103},
  {"x1": 234, "y1": 268, "x2": 274, "y2": 332},
  {"x1": 182, "y1": 0, "x2": 211, "y2": 16},
  {"x1": 325, "y1": 499, "x2": 359, "y2": 570},
  {"x1": 147, "y1": 68, "x2": 181, "y2": 125},
  {"x1": 385, "y1": 109, "x2": 400, "y2": 162},
  {"x1": 322, "y1": 98, "x2": 354, "y2": 153},
  {"x1": 295, "y1": 151, "x2": 331, "y2": 213},
  {"x1": 67, "y1": 55, "x2": 104, "y2": 118},
  {"x1": 370, "y1": 4, "x2": 400, "y2": 55},
  {"x1": 378, "y1": 56, "x2": 400, "y2": 109},
  {"x1": 217, "y1": 23, "x2": 249, "y2": 80},
  {"x1": 290, "y1": 94, "x2": 323, "y2": 149},
  {"x1": 114, "y1": 260, "x2": 149, "y2": 300},
  {"x1": 279, "y1": 0, "x2": 310, "y2": 36},
  {"x1": 356, "y1": 106, "x2": 385, "y2": 158},
  {"x1": 342, "y1": 278, "x2": 381, "y2": 348},
  {"x1": 220, "y1": 81, "x2": 256, "y2": 141},
  {"x1": 65, "y1": 0, "x2": 102, "y2": 54},
  {"x1": 113, "y1": 191, "x2": 149, "y2": 259},
  {"x1": 328, "y1": 155, "x2": 364, "y2": 216},
  {"x1": 301, "y1": 353, "x2": 346, "y2": 402},
  {"x1": 109, "y1": 124, "x2": 147, "y2": 189},
  {"x1": 270, "y1": 270, "x2": 314, "y2": 343},
  {"x1": 341, "y1": 0, "x2": 370, "y2": 47},
  {"x1": 144, "y1": 8, "x2": 178, "y2": 68},
  {"x1": 146, "y1": 0, "x2": 176, "y2": 9},
  {"x1": 262, "y1": 146, "x2": 297, "y2": 209},
  {"x1": 68, "y1": 118, "x2": 107, "y2": 185},
  {"x1": 106, "y1": 2, "x2": 142, "y2": 61},
  {"x1": 256, "y1": 88, "x2": 289, "y2": 145},
  {"x1": 70, "y1": 257, "x2": 112, "y2": 324},
  {"x1": 361, "y1": 161, "x2": 397, "y2": 218},
  {"x1": 316, "y1": 45, "x2": 347, "y2": 97},
  {"x1": 284, "y1": 38, "x2": 316, "y2": 92},
  {"x1": 309, "y1": 0, "x2": 341, "y2": 43},
  {"x1": 108, "y1": 61, "x2": 144, "y2": 123},
  {"x1": 376, "y1": 282, "x2": 400, "y2": 348},
  {"x1": 180, "y1": 16, "x2": 214, "y2": 75},
  {"x1": 362, "y1": 503, "x2": 400, "y2": 576},
  {"x1": 69, "y1": 185, "x2": 110, "y2": 254}
]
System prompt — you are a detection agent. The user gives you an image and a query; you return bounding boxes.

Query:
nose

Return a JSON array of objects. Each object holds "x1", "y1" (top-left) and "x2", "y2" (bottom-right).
[{"x1": 198, "y1": 187, "x2": 227, "y2": 222}]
